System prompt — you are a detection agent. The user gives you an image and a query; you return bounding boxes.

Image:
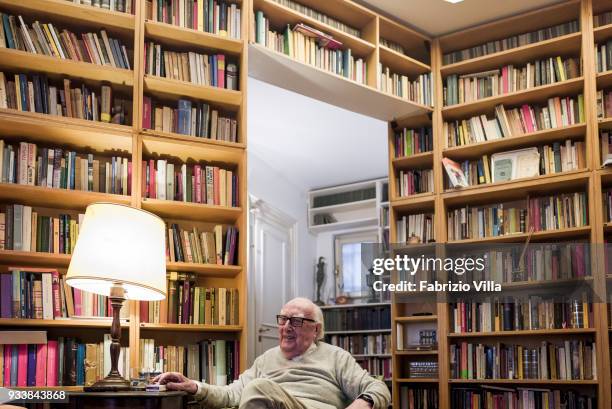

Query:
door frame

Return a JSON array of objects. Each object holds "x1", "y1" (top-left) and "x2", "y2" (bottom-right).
[{"x1": 248, "y1": 194, "x2": 298, "y2": 364}]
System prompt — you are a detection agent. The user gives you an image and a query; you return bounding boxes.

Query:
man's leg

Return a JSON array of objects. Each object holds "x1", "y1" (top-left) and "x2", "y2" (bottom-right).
[{"x1": 238, "y1": 378, "x2": 307, "y2": 409}]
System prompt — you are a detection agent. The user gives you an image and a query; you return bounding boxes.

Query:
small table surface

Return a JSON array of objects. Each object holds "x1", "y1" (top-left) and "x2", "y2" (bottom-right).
[{"x1": 68, "y1": 391, "x2": 187, "y2": 397}]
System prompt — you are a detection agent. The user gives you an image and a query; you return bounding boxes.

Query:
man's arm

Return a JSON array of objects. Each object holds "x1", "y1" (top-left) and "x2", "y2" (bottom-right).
[{"x1": 335, "y1": 350, "x2": 391, "y2": 409}]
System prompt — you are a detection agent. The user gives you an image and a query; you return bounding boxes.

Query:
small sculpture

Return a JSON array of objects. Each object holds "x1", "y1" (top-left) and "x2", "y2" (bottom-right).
[{"x1": 315, "y1": 257, "x2": 326, "y2": 306}]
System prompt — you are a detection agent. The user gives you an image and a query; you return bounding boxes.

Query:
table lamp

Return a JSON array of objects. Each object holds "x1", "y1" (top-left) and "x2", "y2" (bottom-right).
[{"x1": 65, "y1": 203, "x2": 166, "y2": 391}]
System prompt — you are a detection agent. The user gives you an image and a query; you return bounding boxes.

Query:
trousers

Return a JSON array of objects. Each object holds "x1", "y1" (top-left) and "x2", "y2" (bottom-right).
[{"x1": 238, "y1": 378, "x2": 308, "y2": 409}]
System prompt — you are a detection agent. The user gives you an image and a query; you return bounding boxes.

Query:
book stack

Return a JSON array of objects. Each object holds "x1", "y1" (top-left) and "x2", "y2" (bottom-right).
[
  {"x1": 327, "y1": 333, "x2": 391, "y2": 355},
  {"x1": 0, "y1": 204, "x2": 83, "y2": 254},
  {"x1": 0, "y1": 13, "x2": 131, "y2": 69},
  {"x1": 142, "y1": 97, "x2": 238, "y2": 142},
  {"x1": 323, "y1": 306, "x2": 391, "y2": 331},
  {"x1": 1, "y1": 333, "x2": 130, "y2": 386},
  {"x1": 447, "y1": 202, "x2": 527, "y2": 241},
  {"x1": 595, "y1": 10, "x2": 612, "y2": 27},
  {"x1": 450, "y1": 297, "x2": 592, "y2": 333},
  {"x1": 596, "y1": 89, "x2": 612, "y2": 119},
  {"x1": 397, "y1": 169, "x2": 433, "y2": 197},
  {"x1": 528, "y1": 192, "x2": 587, "y2": 232},
  {"x1": 444, "y1": 56, "x2": 580, "y2": 106},
  {"x1": 68, "y1": 0, "x2": 134, "y2": 13},
  {"x1": 140, "y1": 274, "x2": 238, "y2": 325},
  {"x1": 357, "y1": 357, "x2": 391, "y2": 379},
  {"x1": 380, "y1": 38, "x2": 404, "y2": 55},
  {"x1": 399, "y1": 387, "x2": 438, "y2": 409},
  {"x1": 141, "y1": 159, "x2": 238, "y2": 207},
  {"x1": 395, "y1": 213, "x2": 435, "y2": 244},
  {"x1": 450, "y1": 340, "x2": 597, "y2": 380},
  {"x1": 0, "y1": 267, "x2": 128, "y2": 319},
  {"x1": 254, "y1": 13, "x2": 367, "y2": 85},
  {"x1": 166, "y1": 223, "x2": 238, "y2": 266},
  {"x1": 139, "y1": 339, "x2": 239, "y2": 385},
  {"x1": 443, "y1": 20, "x2": 579, "y2": 64},
  {"x1": 595, "y1": 41, "x2": 612, "y2": 73},
  {"x1": 146, "y1": 0, "x2": 241, "y2": 40},
  {"x1": 408, "y1": 361, "x2": 438, "y2": 378},
  {"x1": 378, "y1": 66, "x2": 432, "y2": 106},
  {"x1": 394, "y1": 127, "x2": 433, "y2": 157},
  {"x1": 0, "y1": 72, "x2": 131, "y2": 125},
  {"x1": 0, "y1": 140, "x2": 131, "y2": 195},
  {"x1": 444, "y1": 95, "x2": 585, "y2": 147},
  {"x1": 451, "y1": 387, "x2": 594, "y2": 409},
  {"x1": 144, "y1": 42, "x2": 238, "y2": 90}
]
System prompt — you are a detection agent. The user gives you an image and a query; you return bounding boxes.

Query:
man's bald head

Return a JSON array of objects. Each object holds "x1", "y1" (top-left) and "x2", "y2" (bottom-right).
[
  {"x1": 281, "y1": 297, "x2": 325, "y2": 340},
  {"x1": 277, "y1": 297, "x2": 325, "y2": 359}
]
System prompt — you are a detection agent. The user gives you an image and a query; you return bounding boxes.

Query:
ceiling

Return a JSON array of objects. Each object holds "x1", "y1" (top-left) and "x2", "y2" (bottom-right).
[
  {"x1": 359, "y1": 0, "x2": 565, "y2": 36},
  {"x1": 247, "y1": 78, "x2": 388, "y2": 191}
]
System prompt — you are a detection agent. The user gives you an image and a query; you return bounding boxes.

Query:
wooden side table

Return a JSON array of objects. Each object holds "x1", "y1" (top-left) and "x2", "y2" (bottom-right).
[{"x1": 64, "y1": 390, "x2": 189, "y2": 409}]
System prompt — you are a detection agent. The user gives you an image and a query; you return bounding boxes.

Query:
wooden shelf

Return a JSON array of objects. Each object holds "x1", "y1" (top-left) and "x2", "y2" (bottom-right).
[
  {"x1": 143, "y1": 75, "x2": 242, "y2": 108},
  {"x1": 594, "y1": 22, "x2": 612, "y2": 43},
  {"x1": 0, "y1": 183, "x2": 132, "y2": 210},
  {"x1": 604, "y1": 221, "x2": 612, "y2": 233},
  {"x1": 500, "y1": 277, "x2": 594, "y2": 291},
  {"x1": 140, "y1": 129, "x2": 246, "y2": 150},
  {"x1": 325, "y1": 329, "x2": 391, "y2": 335},
  {"x1": 442, "y1": 124, "x2": 586, "y2": 161},
  {"x1": 141, "y1": 133, "x2": 244, "y2": 165},
  {"x1": 395, "y1": 350, "x2": 438, "y2": 356},
  {"x1": 139, "y1": 323, "x2": 242, "y2": 332},
  {"x1": 441, "y1": 77, "x2": 584, "y2": 121},
  {"x1": 447, "y1": 226, "x2": 592, "y2": 245},
  {"x1": 440, "y1": 33, "x2": 582, "y2": 76},
  {"x1": 449, "y1": 379, "x2": 598, "y2": 385},
  {"x1": 600, "y1": 117, "x2": 612, "y2": 128},
  {"x1": 597, "y1": 69, "x2": 612, "y2": 90},
  {"x1": 144, "y1": 20, "x2": 244, "y2": 55},
  {"x1": 442, "y1": 170, "x2": 590, "y2": 206},
  {"x1": 392, "y1": 151, "x2": 434, "y2": 169},
  {"x1": 379, "y1": 45, "x2": 431, "y2": 77},
  {"x1": 248, "y1": 43, "x2": 432, "y2": 121},
  {"x1": 0, "y1": 48, "x2": 134, "y2": 88},
  {"x1": 320, "y1": 302, "x2": 391, "y2": 309},
  {"x1": 395, "y1": 378, "x2": 439, "y2": 383},
  {"x1": 0, "y1": 250, "x2": 71, "y2": 267},
  {"x1": 352, "y1": 354, "x2": 392, "y2": 358},
  {"x1": 0, "y1": 318, "x2": 129, "y2": 328},
  {"x1": 141, "y1": 198, "x2": 242, "y2": 223},
  {"x1": 395, "y1": 315, "x2": 438, "y2": 323},
  {"x1": 391, "y1": 193, "x2": 436, "y2": 213},
  {"x1": 0, "y1": 0, "x2": 135, "y2": 35},
  {"x1": 166, "y1": 262, "x2": 241, "y2": 277},
  {"x1": 448, "y1": 328, "x2": 596, "y2": 338},
  {"x1": 253, "y1": 0, "x2": 375, "y2": 56}
]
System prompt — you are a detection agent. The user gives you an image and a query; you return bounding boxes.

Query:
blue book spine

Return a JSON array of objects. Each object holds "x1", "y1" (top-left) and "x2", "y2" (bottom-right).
[
  {"x1": 111, "y1": 156, "x2": 116, "y2": 194},
  {"x1": 76, "y1": 343, "x2": 85, "y2": 385},
  {"x1": 70, "y1": 152, "x2": 76, "y2": 189},
  {"x1": 177, "y1": 99, "x2": 192, "y2": 135},
  {"x1": 11, "y1": 345, "x2": 18, "y2": 386},
  {"x1": 3, "y1": 14, "x2": 14, "y2": 49},
  {"x1": 19, "y1": 74, "x2": 28, "y2": 111},
  {"x1": 27, "y1": 344, "x2": 37, "y2": 386},
  {"x1": 212, "y1": 55, "x2": 217, "y2": 87}
]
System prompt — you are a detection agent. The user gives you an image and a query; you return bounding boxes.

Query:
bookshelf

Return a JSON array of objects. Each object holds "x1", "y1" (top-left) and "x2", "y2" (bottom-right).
[{"x1": 0, "y1": 0, "x2": 248, "y2": 389}]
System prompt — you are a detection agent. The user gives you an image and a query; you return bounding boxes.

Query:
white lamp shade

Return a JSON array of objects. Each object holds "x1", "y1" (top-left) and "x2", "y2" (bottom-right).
[{"x1": 66, "y1": 203, "x2": 167, "y2": 301}]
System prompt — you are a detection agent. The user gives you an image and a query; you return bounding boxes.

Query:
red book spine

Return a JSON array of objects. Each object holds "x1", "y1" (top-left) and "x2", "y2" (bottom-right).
[
  {"x1": 195, "y1": 165, "x2": 202, "y2": 203},
  {"x1": 35, "y1": 344, "x2": 47, "y2": 386},
  {"x1": 51, "y1": 270, "x2": 61, "y2": 318},
  {"x1": 140, "y1": 301, "x2": 149, "y2": 323},
  {"x1": 142, "y1": 161, "x2": 147, "y2": 197},
  {"x1": 17, "y1": 344, "x2": 27, "y2": 386},
  {"x1": 142, "y1": 96, "x2": 151, "y2": 129},
  {"x1": 213, "y1": 167, "x2": 220, "y2": 205},
  {"x1": 149, "y1": 159, "x2": 156, "y2": 199},
  {"x1": 46, "y1": 340, "x2": 57, "y2": 386},
  {"x1": 74, "y1": 288, "x2": 81, "y2": 316},
  {"x1": 128, "y1": 161, "x2": 132, "y2": 195},
  {"x1": 217, "y1": 54, "x2": 225, "y2": 89},
  {"x1": 4, "y1": 346, "x2": 10, "y2": 386}
]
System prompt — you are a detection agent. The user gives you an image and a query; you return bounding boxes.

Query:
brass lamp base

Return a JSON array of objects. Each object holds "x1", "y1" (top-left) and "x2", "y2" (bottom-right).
[{"x1": 84, "y1": 375, "x2": 131, "y2": 391}]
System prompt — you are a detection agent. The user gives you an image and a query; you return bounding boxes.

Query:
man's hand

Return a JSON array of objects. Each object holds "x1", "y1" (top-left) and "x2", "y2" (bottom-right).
[
  {"x1": 152, "y1": 372, "x2": 198, "y2": 394},
  {"x1": 346, "y1": 398, "x2": 373, "y2": 409}
]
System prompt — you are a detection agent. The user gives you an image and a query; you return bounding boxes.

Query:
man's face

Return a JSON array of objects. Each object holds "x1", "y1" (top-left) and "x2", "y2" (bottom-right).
[{"x1": 278, "y1": 302, "x2": 319, "y2": 359}]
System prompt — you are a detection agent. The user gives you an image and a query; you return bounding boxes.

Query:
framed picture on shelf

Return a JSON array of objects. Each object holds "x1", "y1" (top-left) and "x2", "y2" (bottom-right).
[{"x1": 491, "y1": 147, "x2": 540, "y2": 183}]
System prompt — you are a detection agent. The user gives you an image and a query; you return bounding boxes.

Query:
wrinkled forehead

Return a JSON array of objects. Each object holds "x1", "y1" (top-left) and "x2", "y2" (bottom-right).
[{"x1": 280, "y1": 302, "x2": 313, "y2": 318}]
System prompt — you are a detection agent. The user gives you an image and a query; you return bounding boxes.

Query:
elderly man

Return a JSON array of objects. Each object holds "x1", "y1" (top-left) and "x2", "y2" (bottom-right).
[{"x1": 154, "y1": 297, "x2": 390, "y2": 409}]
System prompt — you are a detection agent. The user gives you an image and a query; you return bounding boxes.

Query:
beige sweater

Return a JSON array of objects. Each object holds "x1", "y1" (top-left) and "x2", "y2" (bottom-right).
[{"x1": 194, "y1": 342, "x2": 390, "y2": 409}]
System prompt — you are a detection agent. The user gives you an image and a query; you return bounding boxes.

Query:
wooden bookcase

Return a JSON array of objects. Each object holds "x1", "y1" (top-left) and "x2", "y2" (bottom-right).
[{"x1": 0, "y1": 0, "x2": 248, "y2": 388}]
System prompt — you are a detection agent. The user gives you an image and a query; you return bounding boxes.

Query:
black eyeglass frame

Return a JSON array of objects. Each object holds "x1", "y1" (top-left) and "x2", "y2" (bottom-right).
[{"x1": 276, "y1": 315, "x2": 317, "y2": 327}]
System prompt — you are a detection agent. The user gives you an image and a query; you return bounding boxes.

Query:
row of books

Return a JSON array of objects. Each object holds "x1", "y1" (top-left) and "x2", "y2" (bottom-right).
[
  {"x1": 528, "y1": 192, "x2": 588, "y2": 232},
  {"x1": 0, "y1": 267, "x2": 130, "y2": 319},
  {"x1": 146, "y1": 0, "x2": 241, "y2": 39},
  {"x1": 443, "y1": 56, "x2": 580, "y2": 106},
  {"x1": 444, "y1": 140, "x2": 586, "y2": 188},
  {"x1": 595, "y1": 40, "x2": 612, "y2": 73},
  {"x1": 394, "y1": 127, "x2": 433, "y2": 157},
  {"x1": 67, "y1": 0, "x2": 134, "y2": 13},
  {"x1": 396, "y1": 323, "x2": 438, "y2": 351},
  {"x1": 139, "y1": 339, "x2": 238, "y2": 385},
  {"x1": 395, "y1": 213, "x2": 435, "y2": 244},
  {"x1": 254, "y1": 15, "x2": 367, "y2": 85},
  {"x1": 166, "y1": 223, "x2": 238, "y2": 266},
  {"x1": 380, "y1": 38, "x2": 405, "y2": 55},
  {"x1": 596, "y1": 89, "x2": 612, "y2": 119},
  {"x1": 142, "y1": 97, "x2": 238, "y2": 142},
  {"x1": 141, "y1": 160, "x2": 238, "y2": 207},
  {"x1": 1, "y1": 140, "x2": 131, "y2": 195},
  {"x1": 398, "y1": 387, "x2": 437, "y2": 409},
  {"x1": 450, "y1": 298, "x2": 592, "y2": 334},
  {"x1": 326, "y1": 333, "x2": 391, "y2": 356},
  {"x1": 397, "y1": 169, "x2": 434, "y2": 197},
  {"x1": 450, "y1": 340, "x2": 597, "y2": 381},
  {"x1": 356, "y1": 357, "x2": 391, "y2": 379},
  {"x1": 408, "y1": 361, "x2": 438, "y2": 378},
  {"x1": 141, "y1": 276, "x2": 239, "y2": 325},
  {"x1": 442, "y1": 20, "x2": 579, "y2": 65},
  {"x1": 451, "y1": 387, "x2": 594, "y2": 409},
  {"x1": 377, "y1": 66, "x2": 432, "y2": 106},
  {"x1": 268, "y1": 0, "x2": 360, "y2": 38},
  {"x1": 1, "y1": 335, "x2": 130, "y2": 387},
  {"x1": 144, "y1": 42, "x2": 238, "y2": 90},
  {"x1": 0, "y1": 72, "x2": 131, "y2": 125},
  {"x1": 0, "y1": 204, "x2": 82, "y2": 254},
  {"x1": 0, "y1": 13, "x2": 131, "y2": 69},
  {"x1": 595, "y1": 10, "x2": 612, "y2": 27},
  {"x1": 444, "y1": 95, "x2": 585, "y2": 147},
  {"x1": 323, "y1": 306, "x2": 391, "y2": 331}
]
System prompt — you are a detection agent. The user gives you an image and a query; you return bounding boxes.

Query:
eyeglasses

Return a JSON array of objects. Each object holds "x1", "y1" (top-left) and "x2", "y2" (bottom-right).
[{"x1": 276, "y1": 315, "x2": 317, "y2": 327}]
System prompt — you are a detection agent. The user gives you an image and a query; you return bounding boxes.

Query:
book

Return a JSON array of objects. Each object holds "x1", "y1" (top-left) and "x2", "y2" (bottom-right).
[{"x1": 442, "y1": 158, "x2": 468, "y2": 188}]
